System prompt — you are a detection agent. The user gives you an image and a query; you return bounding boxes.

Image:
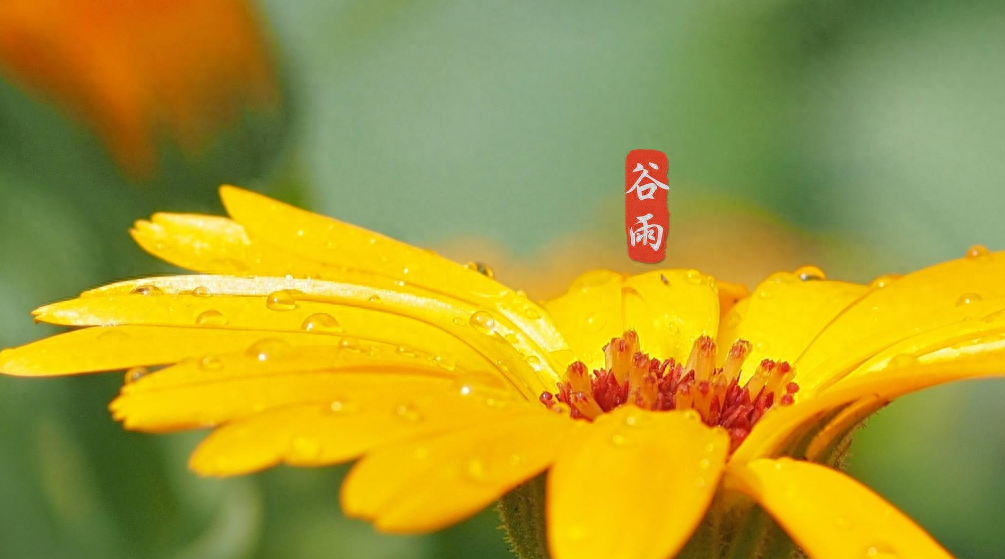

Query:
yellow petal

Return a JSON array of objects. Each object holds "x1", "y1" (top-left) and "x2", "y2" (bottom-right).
[
  {"x1": 718, "y1": 274, "x2": 868, "y2": 378},
  {"x1": 219, "y1": 185, "x2": 508, "y2": 299},
  {"x1": 547, "y1": 407, "x2": 729, "y2": 559},
  {"x1": 726, "y1": 459, "x2": 953, "y2": 559},
  {"x1": 794, "y1": 250, "x2": 1005, "y2": 391},
  {"x1": 734, "y1": 342, "x2": 1005, "y2": 463},
  {"x1": 341, "y1": 408, "x2": 572, "y2": 533},
  {"x1": 38, "y1": 275, "x2": 558, "y2": 396},
  {"x1": 623, "y1": 270, "x2": 720, "y2": 365},
  {"x1": 542, "y1": 270, "x2": 720, "y2": 369},
  {"x1": 190, "y1": 389, "x2": 520, "y2": 476},
  {"x1": 112, "y1": 357, "x2": 488, "y2": 431},
  {"x1": 0, "y1": 325, "x2": 335, "y2": 376}
]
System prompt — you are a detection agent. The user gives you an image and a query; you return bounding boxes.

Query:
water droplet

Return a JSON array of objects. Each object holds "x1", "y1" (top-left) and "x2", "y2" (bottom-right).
[
  {"x1": 869, "y1": 274, "x2": 901, "y2": 289},
  {"x1": 585, "y1": 314, "x2": 606, "y2": 332},
  {"x1": 395, "y1": 402, "x2": 424, "y2": 422},
  {"x1": 796, "y1": 265, "x2": 826, "y2": 281},
  {"x1": 130, "y1": 285, "x2": 163, "y2": 296},
  {"x1": 757, "y1": 287, "x2": 774, "y2": 300},
  {"x1": 367, "y1": 294, "x2": 382, "y2": 304},
  {"x1": 862, "y1": 544, "x2": 898, "y2": 559},
  {"x1": 624, "y1": 414, "x2": 638, "y2": 427},
  {"x1": 966, "y1": 245, "x2": 990, "y2": 260},
  {"x1": 266, "y1": 290, "x2": 298, "y2": 311},
  {"x1": 246, "y1": 338, "x2": 290, "y2": 361},
  {"x1": 956, "y1": 293, "x2": 983, "y2": 306},
  {"x1": 698, "y1": 458, "x2": 710, "y2": 469},
  {"x1": 433, "y1": 355, "x2": 457, "y2": 371},
  {"x1": 685, "y1": 269, "x2": 703, "y2": 285},
  {"x1": 396, "y1": 345, "x2": 417, "y2": 357},
  {"x1": 291, "y1": 437, "x2": 321, "y2": 459},
  {"x1": 502, "y1": 332, "x2": 519, "y2": 344},
  {"x1": 328, "y1": 399, "x2": 353, "y2": 413},
  {"x1": 469, "y1": 310, "x2": 496, "y2": 335},
  {"x1": 452, "y1": 317, "x2": 465, "y2": 327},
  {"x1": 465, "y1": 262, "x2": 496, "y2": 279},
  {"x1": 192, "y1": 286, "x2": 211, "y2": 297},
  {"x1": 458, "y1": 384, "x2": 473, "y2": 396},
  {"x1": 694, "y1": 477, "x2": 707, "y2": 488},
  {"x1": 466, "y1": 458, "x2": 487, "y2": 481},
  {"x1": 683, "y1": 410, "x2": 700, "y2": 421},
  {"x1": 522, "y1": 307, "x2": 541, "y2": 319},
  {"x1": 124, "y1": 367, "x2": 149, "y2": 383},
  {"x1": 610, "y1": 433, "x2": 631, "y2": 446},
  {"x1": 199, "y1": 356, "x2": 223, "y2": 371},
  {"x1": 339, "y1": 337, "x2": 362, "y2": 352},
  {"x1": 301, "y1": 313, "x2": 342, "y2": 333},
  {"x1": 195, "y1": 309, "x2": 228, "y2": 326},
  {"x1": 525, "y1": 355, "x2": 542, "y2": 369}
]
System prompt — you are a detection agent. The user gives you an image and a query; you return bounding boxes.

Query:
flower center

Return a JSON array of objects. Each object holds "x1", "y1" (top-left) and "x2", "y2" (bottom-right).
[{"x1": 539, "y1": 331, "x2": 798, "y2": 449}]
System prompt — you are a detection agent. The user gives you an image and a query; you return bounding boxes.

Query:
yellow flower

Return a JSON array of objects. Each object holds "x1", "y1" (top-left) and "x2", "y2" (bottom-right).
[
  {"x1": 2, "y1": 186, "x2": 1000, "y2": 559},
  {"x1": 0, "y1": 0, "x2": 280, "y2": 176}
]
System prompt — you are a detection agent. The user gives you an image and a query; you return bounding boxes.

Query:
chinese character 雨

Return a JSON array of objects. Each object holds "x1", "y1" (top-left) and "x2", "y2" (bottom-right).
[
  {"x1": 626, "y1": 162, "x2": 669, "y2": 200},
  {"x1": 629, "y1": 213, "x2": 664, "y2": 251}
]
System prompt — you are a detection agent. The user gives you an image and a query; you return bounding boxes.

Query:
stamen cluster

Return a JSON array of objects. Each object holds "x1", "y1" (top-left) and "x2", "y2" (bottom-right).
[{"x1": 540, "y1": 331, "x2": 799, "y2": 449}]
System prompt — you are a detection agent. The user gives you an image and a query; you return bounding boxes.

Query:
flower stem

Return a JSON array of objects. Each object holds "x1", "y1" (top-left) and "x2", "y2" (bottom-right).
[{"x1": 498, "y1": 475, "x2": 551, "y2": 559}]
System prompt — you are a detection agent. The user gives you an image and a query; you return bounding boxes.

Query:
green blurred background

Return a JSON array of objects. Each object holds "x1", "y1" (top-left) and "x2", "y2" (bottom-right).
[{"x1": 0, "y1": 0, "x2": 1003, "y2": 557}]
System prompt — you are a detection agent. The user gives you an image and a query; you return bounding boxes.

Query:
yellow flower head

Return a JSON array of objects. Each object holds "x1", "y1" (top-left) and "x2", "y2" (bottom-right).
[
  {"x1": 2, "y1": 187, "x2": 1000, "y2": 559},
  {"x1": 0, "y1": 0, "x2": 280, "y2": 176}
]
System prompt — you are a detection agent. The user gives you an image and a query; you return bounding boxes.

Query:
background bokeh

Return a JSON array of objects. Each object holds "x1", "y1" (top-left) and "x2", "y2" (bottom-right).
[{"x1": 1, "y1": 0, "x2": 1003, "y2": 558}]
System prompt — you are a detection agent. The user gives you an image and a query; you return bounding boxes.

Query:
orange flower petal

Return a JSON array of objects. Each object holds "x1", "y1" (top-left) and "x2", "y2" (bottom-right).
[
  {"x1": 190, "y1": 389, "x2": 521, "y2": 476},
  {"x1": 341, "y1": 408, "x2": 572, "y2": 533},
  {"x1": 726, "y1": 459, "x2": 953, "y2": 559},
  {"x1": 547, "y1": 407, "x2": 729, "y2": 559},
  {"x1": 718, "y1": 275, "x2": 868, "y2": 378}
]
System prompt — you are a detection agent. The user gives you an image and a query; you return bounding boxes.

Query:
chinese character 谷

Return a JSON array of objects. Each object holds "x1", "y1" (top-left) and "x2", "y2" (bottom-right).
[
  {"x1": 626, "y1": 162, "x2": 669, "y2": 200},
  {"x1": 629, "y1": 213, "x2": 664, "y2": 251}
]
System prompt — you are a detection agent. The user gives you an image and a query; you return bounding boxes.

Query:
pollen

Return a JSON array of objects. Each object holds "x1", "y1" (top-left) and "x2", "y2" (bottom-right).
[{"x1": 541, "y1": 331, "x2": 799, "y2": 450}]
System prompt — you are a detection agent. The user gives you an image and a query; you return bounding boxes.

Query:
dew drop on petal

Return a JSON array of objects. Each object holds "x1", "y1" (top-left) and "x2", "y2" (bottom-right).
[
  {"x1": 796, "y1": 265, "x2": 826, "y2": 281},
  {"x1": 301, "y1": 313, "x2": 342, "y2": 333},
  {"x1": 339, "y1": 337, "x2": 361, "y2": 352},
  {"x1": 124, "y1": 367, "x2": 149, "y2": 384},
  {"x1": 862, "y1": 544, "x2": 898, "y2": 559},
  {"x1": 966, "y1": 245, "x2": 991, "y2": 260},
  {"x1": 869, "y1": 274, "x2": 901, "y2": 289},
  {"x1": 192, "y1": 286, "x2": 211, "y2": 297},
  {"x1": 367, "y1": 294, "x2": 382, "y2": 304},
  {"x1": 466, "y1": 458, "x2": 487, "y2": 481},
  {"x1": 246, "y1": 338, "x2": 290, "y2": 362},
  {"x1": 195, "y1": 310, "x2": 228, "y2": 326},
  {"x1": 328, "y1": 399, "x2": 353, "y2": 413},
  {"x1": 266, "y1": 290, "x2": 298, "y2": 311},
  {"x1": 685, "y1": 269, "x2": 703, "y2": 285},
  {"x1": 522, "y1": 307, "x2": 541, "y2": 319},
  {"x1": 130, "y1": 285, "x2": 163, "y2": 296},
  {"x1": 525, "y1": 355, "x2": 542, "y2": 369},
  {"x1": 469, "y1": 310, "x2": 497, "y2": 335},
  {"x1": 465, "y1": 262, "x2": 496, "y2": 279},
  {"x1": 585, "y1": 314, "x2": 606, "y2": 331},
  {"x1": 956, "y1": 292, "x2": 983, "y2": 306},
  {"x1": 610, "y1": 433, "x2": 631, "y2": 446},
  {"x1": 396, "y1": 345, "x2": 417, "y2": 357},
  {"x1": 199, "y1": 356, "x2": 223, "y2": 371},
  {"x1": 395, "y1": 402, "x2": 424, "y2": 422}
]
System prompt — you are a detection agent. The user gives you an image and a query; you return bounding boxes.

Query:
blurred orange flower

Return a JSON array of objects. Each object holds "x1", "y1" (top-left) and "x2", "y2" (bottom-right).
[{"x1": 0, "y1": 0, "x2": 281, "y2": 176}]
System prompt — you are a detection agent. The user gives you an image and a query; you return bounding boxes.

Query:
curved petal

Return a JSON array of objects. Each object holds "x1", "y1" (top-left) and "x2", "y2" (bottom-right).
[
  {"x1": 341, "y1": 408, "x2": 572, "y2": 533},
  {"x1": 219, "y1": 185, "x2": 509, "y2": 300},
  {"x1": 31, "y1": 274, "x2": 559, "y2": 397},
  {"x1": 190, "y1": 389, "x2": 522, "y2": 476},
  {"x1": 543, "y1": 270, "x2": 720, "y2": 370},
  {"x1": 726, "y1": 459, "x2": 954, "y2": 559},
  {"x1": 547, "y1": 407, "x2": 729, "y2": 559},
  {"x1": 717, "y1": 274, "x2": 868, "y2": 378},
  {"x1": 734, "y1": 341, "x2": 1005, "y2": 463},
  {"x1": 794, "y1": 250, "x2": 1005, "y2": 391}
]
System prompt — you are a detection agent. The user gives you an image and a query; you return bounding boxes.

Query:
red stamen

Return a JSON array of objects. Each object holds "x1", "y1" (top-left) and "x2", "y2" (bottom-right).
[{"x1": 541, "y1": 331, "x2": 798, "y2": 451}]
